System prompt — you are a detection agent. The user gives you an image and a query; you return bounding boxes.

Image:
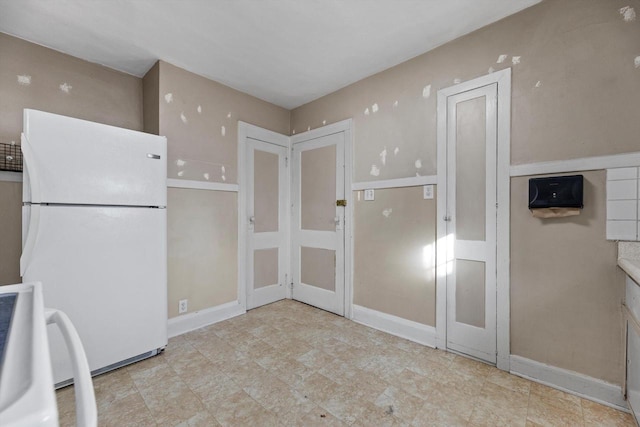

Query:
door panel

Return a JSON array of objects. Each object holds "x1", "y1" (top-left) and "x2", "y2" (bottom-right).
[
  {"x1": 301, "y1": 144, "x2": 337, "y2": 232},
  {"x1": 254, "y1": 248, "x2": 279, "y2": 289},
  {"x1": 301, "y1": 247, "x2": 336, "y2": 292},
  {"x1": 246, "y1": 138, "x2": 287, "y2": 309},
  {"x1": 446, "y1": 84, "x2": 497, "y2": 363},
  {"x1": 292, "y1": 132, "x2": 345, "y2": 315}
]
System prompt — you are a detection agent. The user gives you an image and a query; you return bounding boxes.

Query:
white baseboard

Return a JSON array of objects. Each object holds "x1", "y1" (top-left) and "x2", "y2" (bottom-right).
[
  {"x1": 352, "y1": 304, "x2": 436, "y2": 348},
  {"x1": 510, "y1": 355, "x2": 628, "y2": 411},
  {"x1": 168, "y1": 300, "x2": 245, "y2": 338}
]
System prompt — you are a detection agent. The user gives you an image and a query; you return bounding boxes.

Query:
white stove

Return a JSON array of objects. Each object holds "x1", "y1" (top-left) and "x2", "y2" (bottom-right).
[{"x1": 0, "y1": 282, "x2": 96, "y2": 427}]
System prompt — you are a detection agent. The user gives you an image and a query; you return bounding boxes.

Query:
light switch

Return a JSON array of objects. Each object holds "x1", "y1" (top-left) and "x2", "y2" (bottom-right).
[
  {"x1": 423, "y1": 185, "x2": 434, "y2": 199},
  {"x1": 364, "y1": 189, "x2": 375, "y2": 201}
]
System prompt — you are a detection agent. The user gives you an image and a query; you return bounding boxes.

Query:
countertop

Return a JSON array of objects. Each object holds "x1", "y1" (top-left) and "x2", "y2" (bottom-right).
[{"x1": 619, "y1": 257, "x2": 640, "y2": 286}]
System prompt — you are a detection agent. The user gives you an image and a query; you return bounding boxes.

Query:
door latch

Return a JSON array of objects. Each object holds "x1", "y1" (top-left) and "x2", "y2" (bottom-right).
[{"x1": 336, "y1": 200, "x2": 347, "y2": 207}]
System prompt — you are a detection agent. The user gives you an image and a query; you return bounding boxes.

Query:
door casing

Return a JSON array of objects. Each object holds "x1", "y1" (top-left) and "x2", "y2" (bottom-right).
[
  {"x1": 238, "y1": 120, "x2": 353, "y2": 318},
  {"x1": 436, "y1": 68, "x2": 511, "y2": 371}
]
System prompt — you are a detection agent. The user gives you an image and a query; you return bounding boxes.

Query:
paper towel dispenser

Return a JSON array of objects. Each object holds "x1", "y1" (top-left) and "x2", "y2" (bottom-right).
[{"x1": 528, "y1": 175, "x2": 584, "y2": 209}]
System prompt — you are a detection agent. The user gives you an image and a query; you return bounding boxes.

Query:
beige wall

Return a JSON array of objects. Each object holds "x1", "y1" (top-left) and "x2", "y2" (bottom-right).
[
  {"x1": 152, "y1": 61, "x2": 290, "y2": 319},
  {"x1": 0, "y1": 182, "x2": 22, "y2": 285},
  {"x1": 167, "y1": 188, "x2": 238, "y2": 317},
  {"x1": 511, "y1": 171, "x2": 624, "y2": 384},
  {"x1": 158, "y1": 61, "x2": 289, "y2": 184},
  {"x1": 142, "y1": 61, "x2": 160, "y2": 135},
  {"x1": 354, "y1": 187, "x2": 437, "y2": 326},
  {"x1": 0, "y1": 33, "x2": 144, "y2": 285},
  {"x1": 292, "y1": 0, "x2": 640, "y2": 181},
  {"x1": 291, "y1": 0, "x2": 638, "y2": 384}
]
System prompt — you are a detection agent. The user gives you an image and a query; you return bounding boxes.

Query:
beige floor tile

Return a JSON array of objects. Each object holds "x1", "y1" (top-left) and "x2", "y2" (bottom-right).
[
  {"x1": 487, "y1": 369, "x2": 531, "y2": 394},
  {"x1": 296, "y1": 372, "x2": 341, "y2": 402},
  {"x1": 344, "y1": 369, "x2": 391, "y2": 403},
  {"x1": 529, "y1": 382, "x2": 582, "y2": 416},
  {"x1": 412, "y1": 401, "x2": 469, "y2": 427},
  {"x1": 351, "y1": 399, "x2": 398, "y2": 427},
  {"x1": 527, "y1": 393, "x2": 584, "y2": 426},
  {"x1": 277, "y1": 401, "x2": 321, "y2": 425},
  {"x1": 127, "y1": 358, "x2": 175, "y2": 389},
  {"x1": 57, "y1": 300, "x2": 634, "y2": 427},
  {"x1": 297, "y1": 348, "x2": 337, "y2": 370},
  {"x1": 469, "y1": 382, "x2": 529, "y2": 427},
  {"x1": 422, "y1": 383, "x2": 478, "y2": 421},
  {"x1": 387, "y1": 368, "x2": 436, "y2": 400},
  {"x1": 581, "y1": 399, "x2": 636, "y2": 426},
  {"x1": 206, "y1": 390, "x2": 276, "y2": 427},
  {"x1": 137, "y1": 379, "x2": 205, "y2": 427},
  {"x1": 450, "y1": 354, "x2": 495, "y2": 378},
  {"x1": 298, "y1": 408, "x2": 349, "y2": 426},
  {"x1": 99, "y1": 392, "x2": 156, "y2": 427},
  {"x1": 374, "y1": 385, "x2": 425, "y2": 424},
  {"x1": 437, "y1": 368, "x2": 485, "y2": 397},
  {"x1": 317, "y1": 385, "x2": 369, "y2": 424},
  {"x1": 191, "y1": 371, "x2": 242, "y2": 405},
  {"x1": 55, "y1": 385, "x2": 77, "y2": 427},
  {"x1": 92, "y1": 367, "x2": 138, "y2": 410},
  {"x1": 175, "y1": 410, "x2": 222, "y2": 426}
]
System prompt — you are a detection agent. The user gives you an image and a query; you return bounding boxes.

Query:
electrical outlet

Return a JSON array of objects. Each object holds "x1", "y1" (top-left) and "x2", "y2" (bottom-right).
[
  {"x1": 364, "y1": 189, "x2": 375, "y2": 201},
  {"x1": 179, "y1": 299, "x2": 188, "y2": 314},
  {"x1": 423, "y1": 185, "x2": 434, "y2": 199}
]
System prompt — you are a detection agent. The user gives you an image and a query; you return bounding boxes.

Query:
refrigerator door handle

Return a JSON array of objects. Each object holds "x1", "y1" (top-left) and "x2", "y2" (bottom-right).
[
  {"x1": 21, "y1": 133, "x2": 40, "y2": 203},
  {"x1": 20, "y1": 204, "x2": 40, "y2": 276}
]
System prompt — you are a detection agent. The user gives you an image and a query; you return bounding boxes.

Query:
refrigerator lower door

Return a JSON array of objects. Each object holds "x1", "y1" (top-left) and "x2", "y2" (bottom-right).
[{"x1": 21, "y1": 205, "x2": 167, "y2": 385}]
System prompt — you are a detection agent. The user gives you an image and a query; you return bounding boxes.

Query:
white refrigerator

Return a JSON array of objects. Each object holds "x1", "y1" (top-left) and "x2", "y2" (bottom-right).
[{"x1": 20, "y1": 109, "x2": 168, "y2": 386}]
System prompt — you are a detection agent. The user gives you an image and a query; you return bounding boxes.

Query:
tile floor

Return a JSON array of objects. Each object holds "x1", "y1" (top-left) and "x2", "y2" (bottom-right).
[{"x1": 57, "y1": 300, "x2": 635, "y2": 426}]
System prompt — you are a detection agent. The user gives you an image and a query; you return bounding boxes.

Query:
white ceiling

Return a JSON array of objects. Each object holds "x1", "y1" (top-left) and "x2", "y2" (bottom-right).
[{"x1": 0, "y1": 0, "x2": 540, "y2": 109}]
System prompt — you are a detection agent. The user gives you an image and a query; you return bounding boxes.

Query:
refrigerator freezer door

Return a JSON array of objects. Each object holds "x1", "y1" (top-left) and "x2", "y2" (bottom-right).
[
  {"x1": 21, "y1": 205, "x2": 167, "y2": 384},
  {"x1": 22, "y1": 109, "x2": 167, "y2": 207}
]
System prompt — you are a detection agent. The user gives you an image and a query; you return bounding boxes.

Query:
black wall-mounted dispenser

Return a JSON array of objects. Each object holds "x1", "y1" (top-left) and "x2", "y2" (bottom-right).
[{"x1": 528, "y1": 175, "x2": 584, "y2": 209}]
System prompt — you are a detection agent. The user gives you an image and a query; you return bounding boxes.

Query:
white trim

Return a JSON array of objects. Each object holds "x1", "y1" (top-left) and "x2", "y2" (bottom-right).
[
  {"x1": 167, "y1": 178, "x2": 238, "y2": 192},
  {"x1": 167, "y1": 300, "x2": 245, "y2": 338},
  {"x1": 495, "y1": 69, "x2": 512, "y2": 371},
  {"x1": 510, "y1": 151, "x2": 640, "y2": 177},
  {"x1": 0, "y1": 171, "x2": 23, "y2": 182},
  {"x1": 241, "y1": 121, "x2": 290, "y2": 147},
  {"x1": 510, "y1": 355, "x2": 628, "y2": 411},
  {"x1": 290, "y1": 119, "x2": 353, "y2": 318},
  {"x1": 237, "y1": 122, "x2": 248, "y2": 310},
  {"x1": 435, "y1": 68, "x2": 511, "y2": 370},
  {"x1": 237, "y1": 121, "x2": 291, "y2": 311},
  {"x1": 352, "y1": 305, "x2": 436, "y2": 348},
  {"x1": 351, "y1": 175, "x2": 437, "y2": 191},
  {"x1": 291, "y1": 119, "x2": 351, "y2": 144},
  {"x1": 343, "y1": 121, "x2": 354, "y2": 319}
]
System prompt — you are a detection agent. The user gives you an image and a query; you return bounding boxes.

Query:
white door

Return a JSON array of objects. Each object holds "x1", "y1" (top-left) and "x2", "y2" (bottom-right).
[
  {"x1": 246, "y1": 138, "x2": 288, "y2": 309},
  {"x1": 445, "y1": 84, "x2": 498, "y2": 363},
  {"x1": 21, "y1": 205, "x2": 167, "y2": 384},
  {"x1": 291, "y1": 132, "x2": 345, "y2": 316}
]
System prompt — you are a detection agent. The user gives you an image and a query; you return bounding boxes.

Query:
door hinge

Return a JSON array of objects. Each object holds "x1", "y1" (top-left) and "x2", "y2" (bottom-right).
[{"x1": 285, "y1": 156, "x2": 288, "y2": 168}]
